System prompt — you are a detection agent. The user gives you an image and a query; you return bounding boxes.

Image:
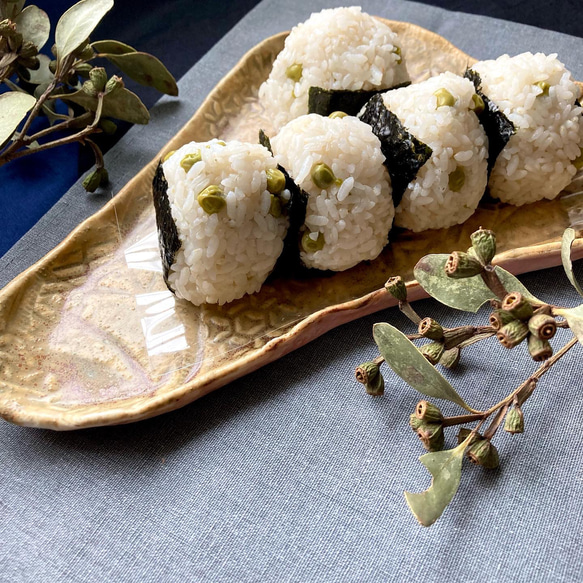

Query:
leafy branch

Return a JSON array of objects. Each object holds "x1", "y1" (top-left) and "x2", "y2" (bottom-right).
[
  {"x1": 0, "y1": 0, "x2": 178, "y2": 190},
  {"x1": 356, "y1": 226, "x2": 583, "y2": 526}
]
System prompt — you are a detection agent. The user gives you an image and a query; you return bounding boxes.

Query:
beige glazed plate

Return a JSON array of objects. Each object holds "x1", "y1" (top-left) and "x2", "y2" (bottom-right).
[{"x1": 1, "y1": 20, "x2": 583, "y2": 430}]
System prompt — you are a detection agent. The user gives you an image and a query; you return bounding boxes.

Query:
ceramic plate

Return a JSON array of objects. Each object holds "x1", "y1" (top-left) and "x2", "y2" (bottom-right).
[{"x1": 1, "y1": 20, "x2": 582, "y2": 430}]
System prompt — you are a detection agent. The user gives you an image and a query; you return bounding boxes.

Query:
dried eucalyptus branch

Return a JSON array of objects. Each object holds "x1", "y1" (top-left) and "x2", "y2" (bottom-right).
[
  {"x1": 0, "y1": 0, "x2": 178, "y2": 191},
  {"x1": 355, "y1": 226, "x2": 583, "y2": 526}
]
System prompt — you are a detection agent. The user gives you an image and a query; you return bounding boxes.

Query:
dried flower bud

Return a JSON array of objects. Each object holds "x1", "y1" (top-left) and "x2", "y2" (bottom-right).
[
  {"x1": 489, "y1": 309, "x2": 516, "y2": 330},
  {"x1": 82, "y1": 167, "x2": 108, "y2": 193},
  {"x1": 457, "y1": 427, "x2": 481, "y2": 446},
  {"x1": 105, "y1": 75, "x2": 124, "y2": 95},
  {"x1": 418, "y1": 317, "x2": 444, "y2": 341},
  {"x1": 504, "y1": 406, "x2": 524, "y2": 434},
  {"x1": 443, "y1": 326, "x2": 476, "y2": 349},
  {"x1": 409, "y1": 413, "x2": 423, "y2": 431},
  {"x1": 384, "y1": 276, "x2": 407, "y2": 301},
  {"x1": 467, "y1": 438, "x2": 500, "y2": 469},
  {"x1": 8, "y1": 30, "x2": 23, "y2": 51},
  {"x1": 75, "y1": 43, "x2": 94, "y2": 61},
  {"x1": 501, "y1": 292, "x2": 534, "y2": 321},
  {"x1": 19, "y1": 41, "x2": 38, "y2": 59},
  {"x1": 527, "y1": 313, "x2": 557, "y2": 340},
  {"x1": 496, "y1": 320, "x2": 529, "y2": 349},
  {"x1": 416, "y1": 422, "x2": 445, "y2": 452},
  {"x1": 527, "y1": 334, "x2": 553, "y2": 362},
  {"x1": 470, "y1": 228, "x2": 496, "y2": 265},
  {"x1": 99, "y1": 119, "x2": 117, "y2": 136},
  {"x1": 48, "y1": 59, "x2": 57, "y2": 74},
  {"x1": 89, "y1": 67, "x2": 108, "y2": 92},
  {"x1": 420, "y1": 341, "x2": 445, "y2": 365},
  {"x1": 517, "y1": 379, "x2": 537, "y2": 407},
  {"x1": 355, "y1": 361, "x2": 384, "y2": 396},
  {"x1": 0, "y1": 19, "x2": 14, "y2": 36},
  {"x1": 444, "y1": 251, "x2": 483, "y2": 278},
  {"x1": 415, "y1": 400, "x2": 443, "y2": 423},
  {"x1": 75, "y1": 62, "x2": 93, "y2": 77},
  {"x1": 440, "y1": 347, "x2": 461, "y2": 369},
  {"x1": 82, "y1": 80, "x2": 98, "y2": 96}
]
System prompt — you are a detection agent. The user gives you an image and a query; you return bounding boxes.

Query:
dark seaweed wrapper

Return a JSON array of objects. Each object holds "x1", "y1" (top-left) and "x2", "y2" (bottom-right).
[
  {"x1": 152, "y1": 162, "x2": 181, "y2": 289},
  {"x1": 464, "y1": 69, "x2": 515, "y2": 175},
  {"x1": 358, "y1": 93, "x2": 432, "y2": 207},
  {"x1": 308, "y1": 82, "x2": 410, "y2": 117}
]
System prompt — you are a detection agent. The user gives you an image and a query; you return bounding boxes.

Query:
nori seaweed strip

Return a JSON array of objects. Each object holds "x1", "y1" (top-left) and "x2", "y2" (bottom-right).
[
  {"x1": 152, "y1": 162, "x2": 181, "y2": 290},
  {"x1": 259, "y1": 129, "x2": 273, "y2": 153},
  {"x1": 358, "y1": 93, "x2": 432, "y2": 207},
  {"x1": 308, "y1": 82, "x2": 410, "y2": 117},
  {"x1": 464, "y1": 69, "x2": 515, "y2": 175}
]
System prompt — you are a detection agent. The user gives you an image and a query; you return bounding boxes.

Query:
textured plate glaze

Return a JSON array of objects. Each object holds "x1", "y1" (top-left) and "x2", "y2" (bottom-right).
[{"x1": 1, "y1": 21, "x2": 582, "y2": 430}]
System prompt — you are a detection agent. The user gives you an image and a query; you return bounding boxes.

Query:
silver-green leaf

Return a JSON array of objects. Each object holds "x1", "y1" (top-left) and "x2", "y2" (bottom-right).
[
  {"x1": 55, "y1": 0, "x2": 114, "y2": 65},
  {"x1": 102, "y1": 51, "x2": 178, "y2": 96},
  {"x1": 554, "y1": 305, "x2": 583, "y2": 346},
  {"x1": 561, "y1": 228, "x2": 583, "y2": 297},
  {"x1": 404, "y1": 441, "x2": 467, "y2": 527},
  {"x1": 0, "y1": 0, "x2": 25, "y2": 19},
  {"x1": 91, "y1": 39, "x2": 135, "y2": 55},
  {"x1": 414, "y1": 254, "x2": 543, "y2": 312},
  {"x1": 14, "y1": 5, "x2": 50, "y2": 50},
  {"x1": 0, "y1": 92, "x2": 36, "y2": 150},
  {"x1": 57, "y1": 87, "x2": 150, "y2": 125},
  {"x1": 26, "y1": 54, "x2": 54, "y2": 85},
  {"x1": 373, "y1": 322, "x2": 472, "y2": 411}
]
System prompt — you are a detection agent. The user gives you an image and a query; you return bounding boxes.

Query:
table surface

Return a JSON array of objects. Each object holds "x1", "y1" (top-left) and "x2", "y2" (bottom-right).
[{"x1": 1, "y1": 1, "x2": 583, "y2": 582}]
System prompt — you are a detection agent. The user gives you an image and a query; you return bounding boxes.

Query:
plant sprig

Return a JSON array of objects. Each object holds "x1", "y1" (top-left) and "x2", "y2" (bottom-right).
[
  {"x1": 356, "y1": 226, "x2": 583, "y2": 526},
  {"x1": 0, "y1": 0, "x2": 178, "y2": 190}
]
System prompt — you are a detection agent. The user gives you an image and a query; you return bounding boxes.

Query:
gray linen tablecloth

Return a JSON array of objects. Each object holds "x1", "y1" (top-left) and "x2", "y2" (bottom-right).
[{"x1": 1, "y1": 1, "x2": 582, "y2": 581}]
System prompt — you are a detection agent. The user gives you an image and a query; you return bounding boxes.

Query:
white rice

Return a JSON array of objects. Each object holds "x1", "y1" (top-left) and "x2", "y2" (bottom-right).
[
  {"x1": 258, "y1": 6, "x2": 409, "y2": 131},
  {"x1": 378, "y1": 72, "x2": 489, "y2": 232},
  {"x1": 271, "y1": 114, "x2": 394, "y2": 271},
  {"x1": 472, "y1": 52, "x2": 582, "y2": 205},
  {"x1": 163, "y1": 140, "x2": 288, "y2": 305}
]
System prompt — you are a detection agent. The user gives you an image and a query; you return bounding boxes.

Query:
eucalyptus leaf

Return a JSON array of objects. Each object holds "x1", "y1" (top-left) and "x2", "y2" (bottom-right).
[
  {"x1": 91, "y1": 39, "x2": 135, "y2": 55},
  {"x1": 14, "y1": 5, "x2": 50, "y2": 50},
  {"x1": 554, "y1": 305, "x2": 583, "y2": 345},
  {"x1": 0, "y1": 0, "x2": 25, "y2": 19},
  {"x1": 55, "y1": 0, "x2": 114, "y2": 65},
  {"x1": 102, "y1": 51, "x2": 178, "y2": 95},
  {"x1": 414, "y1": 254, "x2": 543, "y2": 312},
  {"x1": 561, "y1": 228, "x2": 583, "y2": 297},
  {"x1": 26, "y1": 54, "x2": 54, "y2": 85},
  {"x1": 404, "y1": 441, "x2": 467, "y2": 527},
  {"x1": 58, "y1": 87, "x2": 149, "y2": 125},
  {"x1": 0, "y1": 92, "x2": 36, "y2": 150},
  {"x1": 373, "y1": 322, "x2": 472, "y2": 411}
]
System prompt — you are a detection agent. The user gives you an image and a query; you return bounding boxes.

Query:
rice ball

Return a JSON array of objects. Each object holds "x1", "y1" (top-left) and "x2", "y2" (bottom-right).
[
  {"x1": 271, "y1": 114, "x2": 394, "y2": 271},
  {"x1": 259, "y1": 6, "x2": 409, "y2": 132},
  {"x1": 161, "y1": 140, "x2": 289, "y2": 305},
  {"x1": 472, "y1": 52, "x2": 582, "y2": 205}
]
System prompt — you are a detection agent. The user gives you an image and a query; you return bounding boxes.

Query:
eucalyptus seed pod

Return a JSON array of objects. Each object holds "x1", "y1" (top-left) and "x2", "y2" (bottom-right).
[
  {"x1": 48, "y1": 59, "x2": 57, "y2": 74},
  {"x1": 443, "y1": 326, "x2": 476, "y2": 349},
  {"x1": 440, "y1": 347, "x2": 461, "y2": 369},
  {"x1": 89, "y1": 67, "x2": 107, "y2": 92},
  {"x1": 75, "y1": 43, "x2": 95, "y2": 61},
  {"x1": 82, "y1": 80, "x2": 98, "y2": 97},
  {"x1": 418, "y1": 317, "x2": 444, "y2": 341},
  {"x1": 501, "y1": 292, "x2": 534, "y2": 321},
  {"x1": 82, "y1": 167, "x2": 108, "y2": 193},
  {"x1": 527, "y1": 334, "x2": 553, "y2": 362},
  {"x1": 467, "y1": 438, "x2": 500, "y2": 469},
  {"x1": 409, "y1": 413, "x2": 423, "y2": 431},
  {"x1": 75, "y1": 62, "x2": 93, "y2": 77},
  {"x1": 444, "y1": 251, "x2": 483, "y2": 278},
  {"x1": 105, "y1": 75, "x2": 123, "y2": 94},
  {"x1": 420, "y1": 342, "x2": 445, "y2": 365},
  {"x1": 416, "y1": 422, "x2": 445, "y2": 452},
  {"x1": 496, "y1": 320, "x2": 529, "y2": 349},
  {"x1": 470, "y1": 228, "x2": 496, "y2": 265},
  {"x1": 527, "y1": 313, "x2": 557, "y2": 340},
  {"x1": 504, "y1": 406, "x2": 524, "y2": 434},
  {"x1": 99, "y1": 119, "x2": 117, "y2": 135},
  {"x1": 415, "y1": 400, "x2": 443, "y2": 423},
  {"x1": 489, "y1": 309, "x2": 516, "y2": 330},
  {"x1": 457, "y1": 428, "x2": 481, "y2": 446},
  {"x1": 354, "y1": 361, "x2": 384, "y2": 396},
  {"x1": 19, "y1": 41, "x2": 37, "y2": 59},
  {"x1": 384, "y1": 276, "x2": 407, "y2": 302}
]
